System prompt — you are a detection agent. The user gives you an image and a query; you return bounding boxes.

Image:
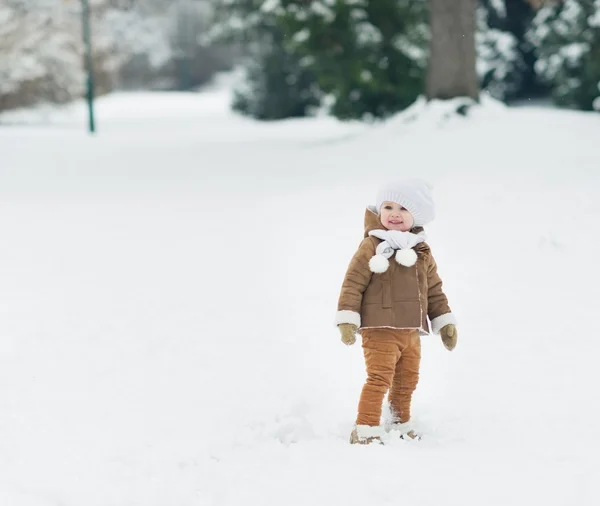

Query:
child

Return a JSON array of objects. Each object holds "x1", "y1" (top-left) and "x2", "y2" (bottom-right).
[{"x1": 335, "y1": 179, "x2": 457, "y2": 444}]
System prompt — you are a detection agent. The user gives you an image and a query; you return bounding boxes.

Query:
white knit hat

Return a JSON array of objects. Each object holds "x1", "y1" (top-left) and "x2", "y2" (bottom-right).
[{"x1": 375, "y1": 179, "x2": 435, "y2": 227}]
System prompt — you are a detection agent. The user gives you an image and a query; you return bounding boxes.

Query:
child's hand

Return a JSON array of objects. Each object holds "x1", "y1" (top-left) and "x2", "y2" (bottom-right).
[
  {"x1": 440, "y1": 324, "x2": 457, "y2": 351},
  {"x1": 338, "y1": 323, "x2": 358, "y2": 345}
]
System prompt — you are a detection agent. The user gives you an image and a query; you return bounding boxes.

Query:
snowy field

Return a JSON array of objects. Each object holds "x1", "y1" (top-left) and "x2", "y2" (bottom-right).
[{"x1": 1, "y1": 81, "x2": 600, "y2": 506}]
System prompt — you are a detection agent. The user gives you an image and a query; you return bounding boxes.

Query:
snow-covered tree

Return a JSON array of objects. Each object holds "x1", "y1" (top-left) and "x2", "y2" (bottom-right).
[
  {"x1": 0, "y1": 0, "x2": 230, "y2": 111},
  {"x1": 210, "y1": 0, "x2": 321, "y2": 120},
  {"x1": 231, "y1": 30, "x2": 321, "y2": 120},
  {"x1": 280, "y1": 0, "x2": 428, "y2": 120},
  {"x1": 477, "y1": 0, "x2": 527, "y2": 101},
  {"x1": 476, "y1": 0, "x2": 553, "y2": 102},
  {"x1": 528, "y1": 0, "x2": 600, "y2": 111},
  {"x1": 0, "y1": 1, "x2": 84, "y2": 109},
  {"x1": 96, "y1": 0, "x2": 173, "y2": 71},
  {"x1": 107, "y1": 0, "x2": 232, "y2": 91},
  {"x1": 0, "y1": 0, "x2": 167, "y2": 110}
]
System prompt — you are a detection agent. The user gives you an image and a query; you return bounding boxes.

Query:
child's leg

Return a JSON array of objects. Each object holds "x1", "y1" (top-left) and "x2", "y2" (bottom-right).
[
  {"x1": 356, "y1": 329, "x2": 402, "y2": 426},
  {"x1": 388, "y1": 330, "x2": 421, "y2": 423}
]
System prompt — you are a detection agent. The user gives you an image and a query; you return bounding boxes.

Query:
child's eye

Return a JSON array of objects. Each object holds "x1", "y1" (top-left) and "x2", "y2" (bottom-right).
[{"x1": 384, "y1": 205, "x2": 392, "y2": 210}]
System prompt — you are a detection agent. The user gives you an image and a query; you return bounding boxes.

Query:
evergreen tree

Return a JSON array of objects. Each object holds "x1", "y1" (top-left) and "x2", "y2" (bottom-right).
[
  {"x1": 528, "y1": 0, "x2": 600, "y2": 111},
  {"x1": 210, "y1": 0, "x2": 320, "y2": 120},
  {"x1": 279, "y1": 0, "x2": 428, "y2": 120},
  {"x1": 477, "y1": 0, "x2": 525, "y2": 101},
  {"x1": 477, "y1": 0, "x2": 547, "y2": 102},
  {"x1": 231, "y1": 29, "x2": 321, "y2": 120}
]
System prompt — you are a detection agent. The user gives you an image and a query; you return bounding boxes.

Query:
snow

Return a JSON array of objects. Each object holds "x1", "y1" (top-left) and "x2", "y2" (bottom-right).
[
  {"x1": 2, "y1": 77, "x2": 600, "y2": 506},
  {"x1": 310, "y1": 1, "x2": 336, "y2": 23},
  {"x1": 476, "y1": 6, "x2": 523, "y2": 101},
  {"x1": 0, "y1": 5, "x2": 83, "y2": 97},
  {"x1": 529, "y1": 0, "x2": 600, "y2": 110},
  {"x1": 260, "y1": 0, "x2": 281, "y2": 14},
  {"x1": 489, "y1": 0, "x2": 506, "y2": 17},
  {"x1": 356, "y1": 21, "x2": 383, "y2": 46},
  {"x1": 292, "y1": 28, "x2": 311, "y2": 44},
  {"x1": 562, "y1": 42, "x2": 590, "y2": 63},
  {"x1": 591, "y1": 2, "x2": 600, "y2": 27},
  {"x1": 392, "y1": 33, "x2": 427, "y2": 65},
  {"x1": 360, "y1": 70, "x2": 373, "y2": 82}
]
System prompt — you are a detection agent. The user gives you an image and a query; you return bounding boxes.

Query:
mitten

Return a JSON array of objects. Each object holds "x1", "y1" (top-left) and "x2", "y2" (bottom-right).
[
  {"x1": 440, "y1": 324, "x2": 457, "y2": 351},
  {"x1": 338, "y1": 323, "x2": 358, "y2": 346}
]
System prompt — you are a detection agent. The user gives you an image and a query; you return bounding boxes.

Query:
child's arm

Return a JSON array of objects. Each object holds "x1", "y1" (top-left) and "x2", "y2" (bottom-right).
[
  {"x1": 427, "y1": 255, "x2": 458, "y2": 334},
  {"x1": 335, "y1": 238, "x2": 375, "y2": 328}
]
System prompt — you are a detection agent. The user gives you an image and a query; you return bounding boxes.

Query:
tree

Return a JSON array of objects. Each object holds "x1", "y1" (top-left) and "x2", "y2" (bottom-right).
[
  {"x1": 280, "y1": 0, "x2": 428, "y2": 120},
  {"x1": 209, "y1": 0, "x2": 320, "y2": 120},
  {"x1": 0, "y1": 0, "x2": 232, "y2": 113},
  {"x1": 503, "y1": 0, "x2": 542, "y2": 98},
  {"x1": 476, "y1": 0, "x2": 549, "y2": 102},
  {"x1": 426, "y1": 0, "x2": 479, "y2": 101},
  {"x1": 528, "y1": 0, "x2": 600, "y2": 111},
  {"x1": 0, "y1": 0, "x2": 84, "y2": 111},
  {"x1": 476, "y1": 0, "x2": 527, "y2": 102}
]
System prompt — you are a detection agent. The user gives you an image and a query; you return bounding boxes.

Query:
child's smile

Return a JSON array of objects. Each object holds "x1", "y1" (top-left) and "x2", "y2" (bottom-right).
[{"x1": 380, "y1": 201, "x2": 414, "y2": 231}]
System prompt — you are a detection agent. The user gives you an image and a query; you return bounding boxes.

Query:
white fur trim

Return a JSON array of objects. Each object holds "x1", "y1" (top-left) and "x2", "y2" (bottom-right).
[
  {"x1": 388, "y1": 421, "x2": 413, "y2": 434},
  {"x1": 395, "y1": 248, "x2": 417, "y2": 267},
  {"x1": 369, "y1": 254, "x2": 389, "y2": 273},
  {"x1": 431, "y1": 313, "x2": 458, "y2": 334},
  {"x1": 356, "y1": 425, "x2": 384, "y2": 439},
  {"x1": 335, "y1": 310, "x2": 361, "y2": 327}
]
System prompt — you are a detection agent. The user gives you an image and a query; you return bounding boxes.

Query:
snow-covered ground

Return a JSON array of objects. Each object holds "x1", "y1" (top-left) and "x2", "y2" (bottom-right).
[{"x1": 1, "y1": 84, "x2": 600, "y2": 506}]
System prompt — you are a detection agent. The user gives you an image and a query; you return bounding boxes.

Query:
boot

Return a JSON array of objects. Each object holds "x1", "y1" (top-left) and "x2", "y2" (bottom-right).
[
  {"x1": 349, "y1": 425, "x2": 383, "y2": 445},
  {"x1": 388, "y1": 421, "x2": 421, "y2": 441}
]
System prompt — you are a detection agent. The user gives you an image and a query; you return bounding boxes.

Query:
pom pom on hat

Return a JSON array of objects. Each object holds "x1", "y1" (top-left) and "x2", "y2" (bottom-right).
[{"x1": 376, "y1": 179, "x2": 435, "y2": 227}]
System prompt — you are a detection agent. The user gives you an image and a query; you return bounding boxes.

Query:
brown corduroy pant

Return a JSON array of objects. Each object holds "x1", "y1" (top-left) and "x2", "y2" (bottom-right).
[{"x1": 356, "y1": 328, "x2": 421, "y2": 427}]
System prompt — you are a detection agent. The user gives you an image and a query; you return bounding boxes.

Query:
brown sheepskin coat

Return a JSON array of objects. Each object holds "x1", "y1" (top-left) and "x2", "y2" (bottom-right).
[{"x1": 336, "y1": 207, "x2": 455, "y2": 334}]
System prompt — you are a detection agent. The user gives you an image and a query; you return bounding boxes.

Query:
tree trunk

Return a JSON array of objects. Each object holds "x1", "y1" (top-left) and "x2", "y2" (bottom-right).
[{"x1": 426, "y1": 0, "x2": 479, "y2": 101}]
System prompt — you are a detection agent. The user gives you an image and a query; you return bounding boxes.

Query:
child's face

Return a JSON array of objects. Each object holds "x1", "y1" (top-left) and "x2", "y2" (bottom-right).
[{"x1": 380, "y1": 201, "x2": 414, "y2": 231}]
